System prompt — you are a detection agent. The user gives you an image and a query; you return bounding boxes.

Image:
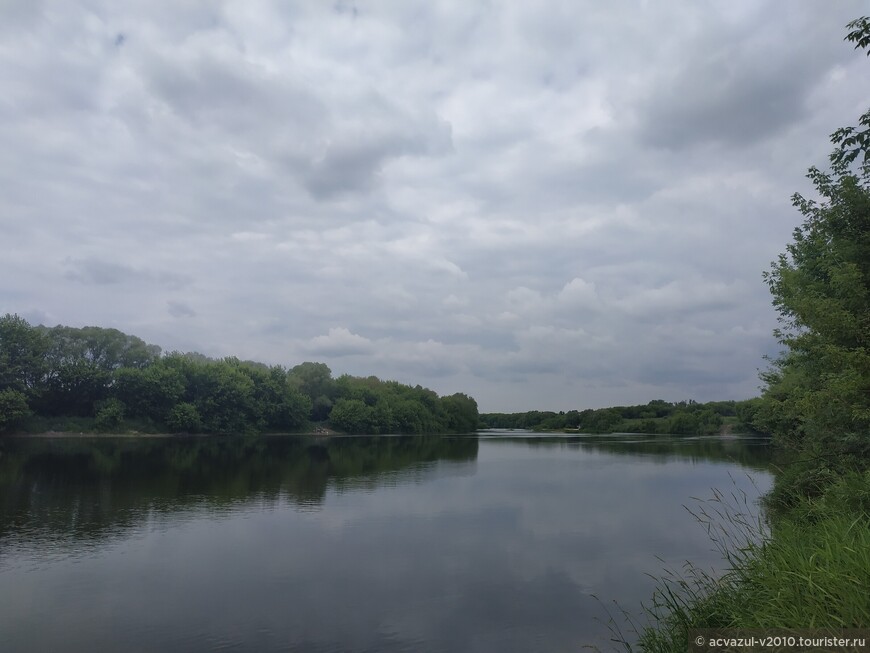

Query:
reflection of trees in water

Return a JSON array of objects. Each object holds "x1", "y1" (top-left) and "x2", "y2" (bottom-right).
[
  {"x1": 0, "y1": 435, "x2": 479, "y2": 545},
  {"x1": 482, "y1": 434, "x2": 774, "y2": 471}
]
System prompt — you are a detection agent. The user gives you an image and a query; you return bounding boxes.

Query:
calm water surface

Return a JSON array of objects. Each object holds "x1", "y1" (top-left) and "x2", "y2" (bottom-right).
[{"x1": 0, "y1": 432, "x2": 772, "y2": 652}]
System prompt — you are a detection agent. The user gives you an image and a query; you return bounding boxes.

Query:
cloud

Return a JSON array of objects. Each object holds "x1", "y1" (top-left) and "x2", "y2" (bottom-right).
[
  {"x1": 1, "y1": 1, "x2": 864, "y2": 411},
  {"x1": 167, "y1": 301, "x2": 196, "y2": 318},
  {"x1": 64, "y1": 258, "x2": 190, "y2": 289},
  {"x1": 306, "y1": 327, "x2": 374, "y2": 357},
  {"x1": 611, "y1": 279, "x2": 746, "y2": 318},
  {"x1": 303, "y1": 102, "x2": 453, "y2": 199},
  {"x1": 557, "y1": 278, "x2": 599, "y2": 310},
  {"x1": 635, "y1": 7, "x2": 855, "y2": 150}
]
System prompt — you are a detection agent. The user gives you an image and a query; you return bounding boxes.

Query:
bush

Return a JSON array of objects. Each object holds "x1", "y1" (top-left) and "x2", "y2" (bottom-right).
[
  {"x1": 0, "y1": 388, "x2": 31, "y2": 432},
  {"x1": 94, "y1": 398, "x2": 126, "y2": 432},
  {"x1": 166, "y1": 402, "x2": 202, "y2": 433}
]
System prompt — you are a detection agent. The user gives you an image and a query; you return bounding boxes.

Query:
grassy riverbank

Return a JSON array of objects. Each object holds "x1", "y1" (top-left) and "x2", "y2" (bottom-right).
[{"x1": 634, "y1": 467, "x2": 870, "y2": 652}]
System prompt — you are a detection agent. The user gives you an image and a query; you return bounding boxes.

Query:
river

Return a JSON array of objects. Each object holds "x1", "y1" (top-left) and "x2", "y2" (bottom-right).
[{"x1": 0, "y1": 432, "x2": 772, "y2": 652}]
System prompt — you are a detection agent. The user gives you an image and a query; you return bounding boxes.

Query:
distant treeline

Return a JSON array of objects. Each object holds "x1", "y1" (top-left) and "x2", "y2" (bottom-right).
[
  {"x1": 480, "y1": 398, "x2": 764, "y2": 435},
  {"x1": 0, "y1": 314, "x2": 479, "y2": 435}
]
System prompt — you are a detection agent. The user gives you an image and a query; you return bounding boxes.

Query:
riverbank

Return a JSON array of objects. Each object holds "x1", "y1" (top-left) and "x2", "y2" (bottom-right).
[
  {"x1": 635, "y1": 466, "x2": 870, "y2": 651},
  {"x1": 6, "y1": 430, "x2": 178, "y2": 438},
  {"x1": 4, "y1": 426, "x2": 341, "y2": 438}
]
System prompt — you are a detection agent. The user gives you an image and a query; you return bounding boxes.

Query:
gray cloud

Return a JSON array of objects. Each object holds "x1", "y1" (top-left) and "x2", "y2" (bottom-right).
[
  {"x1": 167, "y1": 301, "x2": 196, "y2": 318},
  {"x1": 636, "y1": 7, "x2": 857, "y2": 150},
  {"x1": 64, "y1": 258, "x2": 190, "y2": 289},
  {"x1": 305, "y1": 327, "x2": 374, "y2": 357},
  {"x1": 303, "y1": 117, "x2": 453, "y2": 199},
  {"x1": 1, "y1": 1, "x2": 866, "y2": 411}
]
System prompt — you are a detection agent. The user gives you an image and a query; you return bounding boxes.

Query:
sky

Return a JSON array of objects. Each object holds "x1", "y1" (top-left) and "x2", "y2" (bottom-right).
[{"x1": 1, "y1": 1, "x2": 867, "y2": 412}]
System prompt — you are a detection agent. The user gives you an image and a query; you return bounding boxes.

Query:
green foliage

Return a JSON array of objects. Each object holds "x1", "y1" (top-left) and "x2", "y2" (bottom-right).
[
  {"x1": 0, "y1": 388, "x2": 31, "y2": 432},
  {"x1": 166, "y1": 402, "x2": 202, "y2": 433},
  {"x1": 391, "y1": 399, "x2": 425, "y2": 433},
  {"x1": 588, "y1": 408, "x2": 623, "y2": 433},
  {"x1": 666, "y1": 408, "x2": 722, "y2": 435},
  {"x1": 112, "y1": 363, "x2": 186, "y2": 420},
  {"x1": 757, "y1": 17, "x2": 870, "y2": 466},
  {"x1": 733, "y1": 397, "x2": 764, "y2": 433},
  {"x1": 41, "y1": 324, "x2": 160, "y2": 371},
  {"x1": 288, "y1": 362, "x2": 337, "y2": 420},
  {"x1": 441, "y1": 393, "x2": 479, "y2": 433},
  {"x1": 39, "y1": 359, "x2": 111, "y2": 416},
  {"x1": 635, "y1": 487, "x2": 870, "y2": 653},
  {"x1": 311, "y1": 395, "x2": 334, "y2": 421},
  {"x1": 0, "y1": 316, "x2": 477, "y2": 436},
  {"x1": 186, "y1": 358, "x2": 257, "y2": 434},
  {"x1": 0, "y1": 313, "x2": 49, "y2": 394},
  {"x1": 326, "y1": 376, "x2": 475, "y2": 434},
  {"x1": 481, "y1": 399, "x2": 747, "y2": 435},
  {"x1": 329, "y1": 398, "x2": 375, "y2": 434},
  {"x1": 244, "y1": 364, "x2": 311, "y2": 431},
  {"x1": 34, "y1": 325, "x2": 159, "y2": 418},
  {"x1": 94, "y1": 398, "x2": 126, "y2": 432},
  {"x1": 479, "y1": 409, "x2": 562, "y2": 430},
  {"x1": 288, "y1": 362, "x2": 334, "y2": 397},
  {"x1": 829, "y1": 19, "x2": 870, "y2": 167},
  {"x1": 768, "y1": 462, "x2": 870, "y2": 523}
]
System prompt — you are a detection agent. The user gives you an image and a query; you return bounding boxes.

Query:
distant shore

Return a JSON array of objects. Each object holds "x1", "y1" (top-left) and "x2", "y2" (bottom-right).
[{"x1": 5, "y1": 429, "x2": 339, "y2": 439}]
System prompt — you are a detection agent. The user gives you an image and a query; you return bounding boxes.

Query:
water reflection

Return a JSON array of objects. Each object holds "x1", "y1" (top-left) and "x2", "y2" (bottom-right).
[
  {"x1": 0, "y1": 433, "x2": 772, "y2": 652},
  {"x1": 480, "y1": 431, "x2": 773, "y2": 469},
  {"x1": 0, "y1": 435, "x2": 478, "y2": 546}
]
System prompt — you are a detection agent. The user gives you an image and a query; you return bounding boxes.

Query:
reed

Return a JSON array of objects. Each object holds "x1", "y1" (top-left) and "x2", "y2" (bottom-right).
[{"x1": 626, "y1": 470, "x2": 870, "y2": 653}]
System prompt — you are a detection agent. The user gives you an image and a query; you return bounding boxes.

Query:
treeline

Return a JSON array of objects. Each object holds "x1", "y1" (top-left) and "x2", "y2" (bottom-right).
[
  {"x1": 0, "y1": 315, "x2": 478, "y2": 435},
  {"x1": 329, "y1": 377, "x2": 478, "y2": 434},
  {"x1": 480, "y1": 398, "x2": 764, "y2": 436}
]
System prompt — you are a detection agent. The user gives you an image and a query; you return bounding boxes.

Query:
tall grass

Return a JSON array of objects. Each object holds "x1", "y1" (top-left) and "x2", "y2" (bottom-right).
[{"x1": 622, "y1": 470, "x2": 870, "y2": 653}]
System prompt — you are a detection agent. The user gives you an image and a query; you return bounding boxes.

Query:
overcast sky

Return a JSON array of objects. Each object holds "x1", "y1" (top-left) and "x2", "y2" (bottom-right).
[{"x1": 2, "y1": 1, "x2": 867, "y2": 412}]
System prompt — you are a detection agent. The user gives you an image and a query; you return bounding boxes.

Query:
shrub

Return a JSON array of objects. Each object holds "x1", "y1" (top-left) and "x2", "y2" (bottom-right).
[
  {"x1": 0, "y1": 388, "x2": 31, "y2": 433},
  {"x1": 94, "y1": 398, "x2": 126, "y2": 432},
  {"x1": 166, "y1": 402, "x2": 202, "y2": 433}
]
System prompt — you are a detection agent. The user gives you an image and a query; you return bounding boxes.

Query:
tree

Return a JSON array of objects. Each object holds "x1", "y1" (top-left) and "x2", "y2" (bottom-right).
[
  {"x1": 94, "y1": 398, "x2": 126, "y2": 432},
  {"x1": 667, "y1": 408, "x2": 721, "y2": 435},
  {"x1": 166, "y1": 402, "x2": 202, "y2": 433},
  {"x1": 0, "y1": 314, "x2": 49, "y2": 394},
  {"x1": 41, "y1": 325, "x2": 159, "y2": 373},
  {"x1": 830, "y1": 18, "x2": 870, "y2": 168},
  {"x1": 329, "y1": 398, "x2": 374, "y2": 434},
  {"x1": 734, "y1": 398, "x2": 764, "y2": 434},
  {"x1": 0, "y1": 388, "x2": 30, "y2": 433},
  {"x1": 288, "y1": 362, "x2": 336, "y2": 420},
  {"x1": 587, "y1": 408, "x2": 622, "y2": 433},
  {"x1": 189, "y1": 359, "x2": 257, "y2": 434},
  {"x1": 40, "y1": 359, "x2": 111, "y2": 416},
  {"x1": 441, "y1": 393, "x2": 479, "y2": 433},
  {"x1": 112, "y1": 363, "x2": 186, "y2": 420},
  {"x1": 244, "y1": 364, "x2": 311, "y2": 431},
  {"x1": 757, "y1": 17, "x2": 870, "y2": 462},
  {"x1": 392, "y1": 399, "x2": 425, "y2": 434}
]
